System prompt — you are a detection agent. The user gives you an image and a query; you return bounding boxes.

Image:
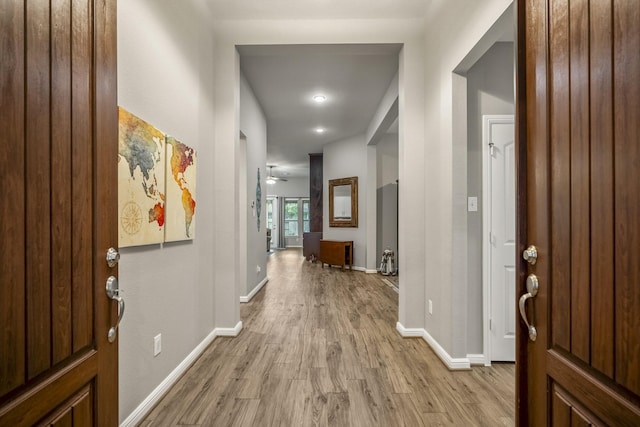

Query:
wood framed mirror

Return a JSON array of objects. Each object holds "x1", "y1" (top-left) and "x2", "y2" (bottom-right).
[{"x1": 329, "y1": 176, "x2": 358, "y2": 227}]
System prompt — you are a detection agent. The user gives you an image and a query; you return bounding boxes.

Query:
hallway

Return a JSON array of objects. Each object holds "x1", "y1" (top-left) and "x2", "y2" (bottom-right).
[{"x1": 140, "y1": 249, "x2": 514, "y2": 426}]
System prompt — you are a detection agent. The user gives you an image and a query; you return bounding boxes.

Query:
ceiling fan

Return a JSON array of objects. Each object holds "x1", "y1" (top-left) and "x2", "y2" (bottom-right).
[{"x1": 266, "y1": 165, "x2": 288, "y2": 184}]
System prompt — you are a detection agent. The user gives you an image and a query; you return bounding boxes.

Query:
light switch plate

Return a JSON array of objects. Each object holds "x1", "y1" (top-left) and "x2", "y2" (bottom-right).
[{"x1": 154, "y1": 334, "x2": 162, "y2": 356}]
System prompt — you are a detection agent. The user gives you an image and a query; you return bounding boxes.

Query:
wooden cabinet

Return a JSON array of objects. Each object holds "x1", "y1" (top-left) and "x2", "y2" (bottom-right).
[
  {"x1": 303, "y1": 232, "x2": 322, "y2": 260},
  {"x1": 319, "y1": 240, "x2": 353, "y2": 270}
]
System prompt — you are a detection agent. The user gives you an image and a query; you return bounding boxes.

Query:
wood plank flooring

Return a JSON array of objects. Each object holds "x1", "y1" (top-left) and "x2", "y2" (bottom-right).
[{"x1": 140, "y1": 248, "x2": 515, "y2": 426}]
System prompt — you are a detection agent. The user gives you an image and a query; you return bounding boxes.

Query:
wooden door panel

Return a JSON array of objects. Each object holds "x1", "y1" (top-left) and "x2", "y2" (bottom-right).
[
  {"x1": 613, "y1": 0, "x2": 640, "y2": 396},
  {"x1": 567, "y1": 0, "x2": 590, "y2": 364},
  {"x1": 70, "y1": 0, "x2": 94, "y2": 355},
  {"x1": 1, "y1": 352, "x2": 96, "y2": 426},
  {"x1": 519, "y1": 0, "x2": 640, "y2": 424},
  {"x1": 588, "y1": 0, "x2": 614, "y2": 379},
  {"x1": 51, "y1": 0, "x2": 75, "y2": 367},
  {"x1": 548, "y1": 0, "x2": 571, "y2": 354},
  {"x1": 26, "y1": 0, "x2": 54, "y2": 380},
  {"x1": 41, "y1": 384, "x2": 93, "y2": 427},
  {"x1": 552, "y1": 383, "x2": 601, "y2": 427},
  {"x1": 0, "y1": 0, "x2": 117, "y2": 425},
  {"x1": 0, "y1": 0, "x2": 26, "y2": 399},
  {"x1": 4, "y1": 0, "x2": 95, "y2": 383}
]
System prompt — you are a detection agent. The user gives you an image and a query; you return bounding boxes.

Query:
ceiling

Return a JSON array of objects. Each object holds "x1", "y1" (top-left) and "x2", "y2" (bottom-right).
[
  {"x1": 204, "y1": 0, "x2": 431, "y2": 20},
  {"x1": 239, "y1": 44, "x2": 401, "y2": 179}
]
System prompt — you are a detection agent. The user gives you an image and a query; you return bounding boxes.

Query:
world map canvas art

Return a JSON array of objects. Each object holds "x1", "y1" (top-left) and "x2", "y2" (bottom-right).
[
  {"x1": 118, "y1": 108, "x2": 166, "y2": 247},
  {"x1": 118, "y1": 108, "x2": 198, "y2": 247},
  {"x1": 165, "y1": 136, "x2": 197, "y2": 242}
]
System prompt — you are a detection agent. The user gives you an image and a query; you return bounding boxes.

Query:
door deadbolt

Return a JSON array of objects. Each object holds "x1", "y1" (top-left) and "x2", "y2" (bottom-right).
[{"x1": 522, "y1": 245, "x2": 538, "y2": 265}]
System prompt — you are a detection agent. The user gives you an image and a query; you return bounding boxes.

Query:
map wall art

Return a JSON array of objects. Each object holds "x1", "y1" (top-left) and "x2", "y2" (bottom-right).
[
  {"x1": 165, "y1": 136, "x2": 197, "y2": 242},
  {"x1": 118, "y1": 107, "x2": 166, "y2": 247},
  {"x1": 117, "y1": 108, "x2": 198, "y2": 247}
]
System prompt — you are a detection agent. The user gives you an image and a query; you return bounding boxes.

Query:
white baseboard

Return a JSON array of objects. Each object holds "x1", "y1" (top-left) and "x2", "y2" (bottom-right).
[
  {"x1": 240, "y1": 277, "x2": 268, "y2": 303},
  {"x1": 214, "y1": 321, "x2": 243, "y2": 337},
  {"x1": 351, "y1": 266, "x2": 376, "y2": 273},
  {"x1": 395, "y1": 322, "x2": 424, "y2": 337},
  {"x1": 396, "y1": 323, "x2": 471, "y2": 370},
  {"x1": 120, "y1": 329, "x2": 218, "y2": 427},
  {"x1": 421, "y1": 330, "x2": 471, "y2": 370},
  {"x1": 382, "y1": 278, "x2": 399, "y2": 293},
  {"x1": 466, "y1": 353, "x2": 488, "y2": 366}
]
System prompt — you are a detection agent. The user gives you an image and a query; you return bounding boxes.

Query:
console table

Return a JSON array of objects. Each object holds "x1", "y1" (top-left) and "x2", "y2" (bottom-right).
[{"x1": 319, "y1": 240, "x2": 353, "y2": 271}]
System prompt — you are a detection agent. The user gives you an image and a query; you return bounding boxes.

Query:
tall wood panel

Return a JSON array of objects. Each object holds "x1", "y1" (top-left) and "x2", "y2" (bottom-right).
[
  {"x1": 518, "y1": 0, "x2": 640, "y2": 424},
  {"x1": 0, "y1": 0, "x2": 27, "y2": 398},
  {"x1": 613, "y1": 0, "x2": 640, "y2": 395},
  {"x1": 0, "y1": 0, "x2": 118, "y2": 425},
  {"x1": 309, "y1": 153, "x2": 323, "y2": 232}
]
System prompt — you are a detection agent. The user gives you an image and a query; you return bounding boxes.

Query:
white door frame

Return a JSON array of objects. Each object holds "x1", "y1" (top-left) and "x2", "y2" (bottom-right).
[{"x1": 482, "y1": 114, "x2": 515, "y2": 365}]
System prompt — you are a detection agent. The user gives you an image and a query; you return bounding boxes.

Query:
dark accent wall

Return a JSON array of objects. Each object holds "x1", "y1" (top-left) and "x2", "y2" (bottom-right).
[{"x1": 309, "y1": 153, "x2": 323, "y2": 232}]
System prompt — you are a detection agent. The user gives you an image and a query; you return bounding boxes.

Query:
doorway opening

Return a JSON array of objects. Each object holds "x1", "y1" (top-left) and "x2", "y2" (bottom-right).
[
  {"x1": 238, "y1": 43, "x2": 401, "y2": 291},
  {"x1": 283, "y1": 197, "x2": 310, "y2": 248},
  {"x1": 266, "y1": 196, "x2": 277, "y2": 251}
]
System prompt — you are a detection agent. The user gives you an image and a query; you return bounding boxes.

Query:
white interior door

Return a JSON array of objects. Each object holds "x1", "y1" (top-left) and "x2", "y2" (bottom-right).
[{"x1": 483, "y1": 115, "x2": 516, "y2": 362}]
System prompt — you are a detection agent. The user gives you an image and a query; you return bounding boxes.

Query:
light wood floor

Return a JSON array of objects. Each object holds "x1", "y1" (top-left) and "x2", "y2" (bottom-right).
[{"x1": 140, "y1": 248, "x2": 515, "y2": 426}]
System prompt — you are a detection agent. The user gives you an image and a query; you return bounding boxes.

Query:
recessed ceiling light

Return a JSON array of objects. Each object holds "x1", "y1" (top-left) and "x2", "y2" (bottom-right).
[
  {"x1": 313, "y1": 95, "x2": 326, "y2": 103},
  {"x1": 315, "y1": 127, "x2": 325, "y2": 134}
]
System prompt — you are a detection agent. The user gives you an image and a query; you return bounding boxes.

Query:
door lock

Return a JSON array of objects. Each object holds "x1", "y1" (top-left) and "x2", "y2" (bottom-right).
[
  {"x1": 522, "y1": 245, "x2": 538, "y2": 265},
  {"x1": 106, "y1": 247, "x2": 120, "y2": 268}
]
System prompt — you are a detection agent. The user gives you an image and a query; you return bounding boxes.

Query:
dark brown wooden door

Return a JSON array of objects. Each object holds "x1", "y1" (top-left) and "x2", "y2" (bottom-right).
[
  {"x1": 517, "y1": 0, "x2": 640, "y2": 425},
  {"x1": 0, "y1": 1, "x2": 118, "y2": 425}
]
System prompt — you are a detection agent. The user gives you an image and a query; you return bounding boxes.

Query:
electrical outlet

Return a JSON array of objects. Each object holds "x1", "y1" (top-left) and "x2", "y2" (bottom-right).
[
  {"x1": 428, "y1": 300, "x2": 433, "y2": 315},
  {"x1": 256, "y1": 265, "x2": 261, "y2": 273},
  {"x1": 154, "y1": 334, "x2": 162, "y2": 356},
  {"x1": 467, "y1": 197, "x2": 478, "y2": 212}
]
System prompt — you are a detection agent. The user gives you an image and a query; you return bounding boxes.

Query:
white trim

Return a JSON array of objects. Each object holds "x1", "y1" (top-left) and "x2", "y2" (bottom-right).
[
  {"x1": 482, "y1": 115, "x2": 516, "y2": 365},
  {"x1": 482, "y1": 115, "x2": 493, "y2": 368},
  {"x1": 396, "y1": 323, "x2": 471, "y2": 370},
  {"x1": 215, "y1": 321, "x2": 243, "y2": 337},
  {"x1": 350, "y1": 266, "x2": 375, "y2": 273},
  {"x1": 422, "y1": 329, "x2": 471, "y2": 370},
  {"x1": 467, "y1": 353, "x2": 489, "y2": 366},
  {"x1": 381, "y1": 278, "x2": 399, "y2": 293},
  {"x1": 120, "y1": 330, "x2": 218, "y2": 427},
  {"x1": 240, "y1": 277, "x2": 268, "y2": 303},
  {"x1": 395, "y1": 322, "x2": 423, "y2": 337}
]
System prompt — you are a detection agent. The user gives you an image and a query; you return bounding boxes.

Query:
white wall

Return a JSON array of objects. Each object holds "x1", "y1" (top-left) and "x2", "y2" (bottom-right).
[
  {"x1": 266, "y1": 177, "x2": 310, "y2": 198},
  {"x1": 376, "y1": 133, "x2": 399, "y2": 263},
  {"x1": 240, "y1": 74, "x2": 268, "y2": 297},
  {"x1": 466, "y1": 41, "x2": 514, "y2": 354},
  {"x1": 117, "y1": 0, "x2": 216, "y2": 422},
  {"x1": 421, "y1": 0, "x2": 513, "y2": 358},
  {"x1": 323, "y1": 135, "x2": 371, "y2": 269}
]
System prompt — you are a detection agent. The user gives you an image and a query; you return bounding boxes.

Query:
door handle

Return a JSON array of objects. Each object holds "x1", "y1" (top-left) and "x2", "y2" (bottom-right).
[
  {"x1": 106, "y1": 276, "x2": 125, "y2": 343},
  {"x1": 519, "y1": 274, "x2": 539, "y2": 341}
]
